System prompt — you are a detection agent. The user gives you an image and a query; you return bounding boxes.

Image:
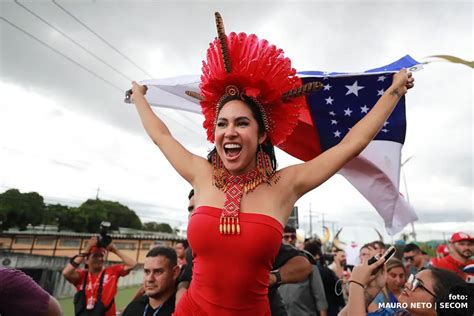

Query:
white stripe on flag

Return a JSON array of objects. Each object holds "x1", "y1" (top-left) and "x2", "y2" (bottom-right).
[{"x1": 339, "y1": 141, "x2": 418, "y2": 235}]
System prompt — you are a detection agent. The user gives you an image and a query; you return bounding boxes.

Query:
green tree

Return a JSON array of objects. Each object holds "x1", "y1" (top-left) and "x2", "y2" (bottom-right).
[
  {"x1": 143, "y1": 221, "x2": 173, "y2": 233},
  {"x1": 44, "y1": 203, "x2": 70, "y2": 227},
  {"x1": 0, "y1": 189, "x2": 45, "y2": 230},
  {"x1": 78, "y1": 199, "x2": 142, "y2": 233}
]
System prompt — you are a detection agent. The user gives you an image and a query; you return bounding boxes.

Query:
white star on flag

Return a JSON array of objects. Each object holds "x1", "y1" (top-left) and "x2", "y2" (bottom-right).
[
  {"x1": 325, "y1": 96, "x2": 334, "y2": 105},
  {"x1": 324, "y1": 84, "x2": 332, "y2": 91},
  {"x1": 331, "y1": 119, "x2": 338, "y2": 125},
  {"x1": 344, "y1": 108, "x2": 353, "y2": 116},
  {"x1": 377, "y1": 76, "x2": 386, "y2": 82},
  {"x1": 377, "y1": 89, "x2": 385, "y2": 96},
  {"x1": 329, "y1": 111, "x2": 336, "y2": 116},
  {"x1": 384, "y1": 121, "x2": 390, "y2": 127},
  {"x1": 345, "y1": 81, "x2": 364, "y2": 96},
  {"x1": 334, "y1": 130, "x2": 341, "y2": 138},
  {"x1": 360, "y1": 105, "x2": 370, "y2": 114},
  {"x1": 382, "y1": 128, "x2": 389, "y2": 133}
]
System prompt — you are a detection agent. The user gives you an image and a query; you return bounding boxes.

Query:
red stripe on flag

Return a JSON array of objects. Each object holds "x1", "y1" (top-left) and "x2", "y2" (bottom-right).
[{"x1": 277, "y1": 98, "x2": 322, "y2": 162}]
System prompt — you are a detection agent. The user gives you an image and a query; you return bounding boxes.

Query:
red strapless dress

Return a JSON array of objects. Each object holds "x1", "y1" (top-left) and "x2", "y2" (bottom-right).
[{"x1": 174, "y1": 206, "x2": 283, "y2": 316}]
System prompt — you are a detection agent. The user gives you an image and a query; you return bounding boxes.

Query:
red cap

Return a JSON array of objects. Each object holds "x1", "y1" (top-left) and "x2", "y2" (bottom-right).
[
  {"x1": 450, "y1": 232, "x2": 473, "y2": 243},
  {"x1": 436, "y1": 244, "x2": 449, "y2": 254}
]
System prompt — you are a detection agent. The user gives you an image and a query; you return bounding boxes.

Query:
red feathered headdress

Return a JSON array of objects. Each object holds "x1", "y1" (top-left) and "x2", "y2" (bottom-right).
[{"x1": 186, "y1": 12, "x2": 322, "y2": 146}]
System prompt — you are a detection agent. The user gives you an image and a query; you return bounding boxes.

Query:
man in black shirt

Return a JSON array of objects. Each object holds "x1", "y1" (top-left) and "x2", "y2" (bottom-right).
[{"x1": 123, "y1": 247, "x2": 180, "y2": 316}]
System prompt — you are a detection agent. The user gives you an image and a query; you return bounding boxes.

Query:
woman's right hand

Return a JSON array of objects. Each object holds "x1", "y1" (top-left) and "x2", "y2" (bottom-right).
[{"x1": 131, "y1": 81, "x2": 148, "y2": 100}]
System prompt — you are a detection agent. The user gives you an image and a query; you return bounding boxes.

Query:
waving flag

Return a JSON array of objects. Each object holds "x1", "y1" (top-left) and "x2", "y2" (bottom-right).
[
  {"x1": 289, "y1": 55, "x2": 420, "y2": 235},
  {"x1": 131, "y1": 55, "x2": 420, "y2": 235}
]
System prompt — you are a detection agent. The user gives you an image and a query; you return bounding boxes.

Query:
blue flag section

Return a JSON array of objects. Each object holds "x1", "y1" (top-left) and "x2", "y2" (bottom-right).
[
  {"x1": 303, "y1": 73, "x2": 407, "y2": 151},
  {"x1": 294, "y1": 55, "x2": 420, "y2": 154}
]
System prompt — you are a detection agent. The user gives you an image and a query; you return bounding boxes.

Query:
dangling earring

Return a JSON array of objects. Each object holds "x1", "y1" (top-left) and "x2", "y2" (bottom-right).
[
  {"x1": 256, "y1": 144, "x2": 276, "y2": 184},
  {"x1": 212, "y1": 152, "x2": 227, "y2": 191}
]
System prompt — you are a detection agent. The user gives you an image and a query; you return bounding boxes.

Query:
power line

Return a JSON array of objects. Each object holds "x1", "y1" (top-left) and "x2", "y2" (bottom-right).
[
  {"x1": 50, "y1": 0, "x2": 204, "y2": 133},
  {"x1": 52, "y1": 0, "x2": 153, "y2": 78},
  {"x1": 0, "y1": 18, "x2": 202, "y2": 138},
  {"x1": 0, "y1": 16, "x2": 123, "y2": 92},
  {"x1": 14, "y1": 0, "x2": 132, "y2": 82}
]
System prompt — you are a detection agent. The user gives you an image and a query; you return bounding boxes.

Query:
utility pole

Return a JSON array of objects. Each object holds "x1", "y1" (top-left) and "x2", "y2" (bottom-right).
[{"x1": 96, "y1": 186, "x2": 101, "y2": 200}]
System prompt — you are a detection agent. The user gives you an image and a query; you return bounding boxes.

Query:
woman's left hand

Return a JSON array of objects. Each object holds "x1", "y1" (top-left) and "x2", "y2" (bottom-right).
[{"x1": 391, "y1": 69, "x2": 415, "y2": 96}]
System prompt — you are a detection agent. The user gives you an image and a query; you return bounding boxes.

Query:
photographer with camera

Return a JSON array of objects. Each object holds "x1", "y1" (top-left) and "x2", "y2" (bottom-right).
[{"x1": 62, "y1": 229, "x2": 137, "y2": 316}]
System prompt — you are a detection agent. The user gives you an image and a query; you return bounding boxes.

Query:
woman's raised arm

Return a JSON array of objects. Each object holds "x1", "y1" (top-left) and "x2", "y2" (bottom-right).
[
  {"x1": 284, "y1": 69, "x2": 414, "y2": 200},
  {"x1": 131, "y1": 81, "x2": 209, "y2": 185}
]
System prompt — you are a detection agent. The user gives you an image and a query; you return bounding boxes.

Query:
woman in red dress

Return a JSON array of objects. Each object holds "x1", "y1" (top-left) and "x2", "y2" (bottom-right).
[{"x1": 129, "y1": 12, "x2": 414, "y2": 316}]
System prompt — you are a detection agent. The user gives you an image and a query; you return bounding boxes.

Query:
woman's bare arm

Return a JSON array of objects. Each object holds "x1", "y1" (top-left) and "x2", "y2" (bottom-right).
[{"x1": 131, "y1": 82, "x2": 209, "y2": 185}]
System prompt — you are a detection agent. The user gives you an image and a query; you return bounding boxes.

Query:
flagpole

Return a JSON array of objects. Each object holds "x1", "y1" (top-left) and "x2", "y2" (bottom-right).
[{"x1": 402, "y1": 157, "x2": 417, "y2": 241}]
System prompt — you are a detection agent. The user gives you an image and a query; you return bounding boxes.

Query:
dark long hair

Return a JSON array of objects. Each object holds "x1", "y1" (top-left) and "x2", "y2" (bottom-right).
[
  {"x1": 428, "y1": 267, "x2": 474, "y2": 316},
  {"x1": 207, "y1": 95, "x2": 277, "y2": 170}
]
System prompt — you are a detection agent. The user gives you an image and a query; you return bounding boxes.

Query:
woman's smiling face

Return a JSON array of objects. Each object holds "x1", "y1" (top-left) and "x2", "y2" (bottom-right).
[{"x1": 215, "y1": 99, "x2": 266, "y2": 175}]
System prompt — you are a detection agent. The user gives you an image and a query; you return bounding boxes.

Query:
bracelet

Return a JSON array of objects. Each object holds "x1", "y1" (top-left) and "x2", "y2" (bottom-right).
[
  {"x1": 271, "y1": 270, "x2": 283, "y2": 287},
  {"x1": 69, "y1": 254, "x2": 85, "y2": 268},
  {"x1": 348, "y1": 280, "x2": 366, "y2": 289}
]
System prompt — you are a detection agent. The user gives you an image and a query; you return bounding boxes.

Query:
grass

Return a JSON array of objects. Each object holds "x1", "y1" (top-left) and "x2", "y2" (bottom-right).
[{"x1": 57, "y1": 285, "x2": 141, "y2": 316}]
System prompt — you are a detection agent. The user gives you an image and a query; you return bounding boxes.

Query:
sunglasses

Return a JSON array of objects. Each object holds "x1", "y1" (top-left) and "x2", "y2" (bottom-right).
[
  {"x1": 283, "y1": 234, "x2": 296, "y2": 240},
  {"x1": 404, "y1": 255, "x2": 415, "y2": 261},
  {"x1": 406, "y1": 274, "x2": 436, "y2": 298}
]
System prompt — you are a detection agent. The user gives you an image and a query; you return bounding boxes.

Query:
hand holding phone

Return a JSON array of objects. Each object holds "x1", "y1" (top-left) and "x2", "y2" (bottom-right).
[{"x1": 368, "y1": 246, "x2": 396, "y2": 265}]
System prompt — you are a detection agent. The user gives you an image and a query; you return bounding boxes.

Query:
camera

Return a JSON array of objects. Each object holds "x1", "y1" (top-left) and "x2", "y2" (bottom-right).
[{"x1": 96, "y1": 221, "x2": 112, "y2": 248}]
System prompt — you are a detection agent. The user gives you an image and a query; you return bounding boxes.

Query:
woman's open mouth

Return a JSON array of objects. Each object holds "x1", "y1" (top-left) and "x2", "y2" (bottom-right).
[{"x1": 223, "y1": 143, "x2": 242, "y2": 160}]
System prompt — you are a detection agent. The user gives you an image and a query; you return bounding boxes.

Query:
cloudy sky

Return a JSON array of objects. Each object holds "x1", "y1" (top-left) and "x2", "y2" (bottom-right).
[{"x1": 0, "y1": 0, "x2": 472, "y2": 244}]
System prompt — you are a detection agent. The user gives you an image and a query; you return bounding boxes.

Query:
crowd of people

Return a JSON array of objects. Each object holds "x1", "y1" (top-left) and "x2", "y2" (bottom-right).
[
  {"x1": 82, "y1": 228, "x2": 474, "y2": 316},
  {"x1": 0, "y1": 223, "x2": 472, "y2": 316}
]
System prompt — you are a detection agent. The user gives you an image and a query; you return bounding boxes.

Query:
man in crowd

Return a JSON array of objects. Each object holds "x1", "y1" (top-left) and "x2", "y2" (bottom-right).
[
  {"x1": 403, "y1": 243, "x2": 429, "y2": 275},
  {"x1": 359, "y1": 243, "x2": 374, "y2": 264},
  {"x1": 431, "y1": 232, "x2": 474, "y2": 282},
  {"x1": 123, "y1": 247, "x2": 180, "y2": 316},
  {"x1": 174, "y1": 240, "x2": 188, "y2": 268},
  {"x1": 371, "y1": 240, "x2": 386, "y2": 256},
  {"x1": 436, "y1": 244, "x2": 450, "y2": 259},
  {"x1": 62, "y1": 236, "x2": 137, "y2": 316},
  {"x1": 282, "y1": 225, "x2": 297, "y2": 247},
  {"x1": 278, "y1": 240, "x2": 328, "y2": 316},
  {"x1": 329, "y1": 248, "x2": 347, "y2": 280},
  {"x1": 304, "y1": 240, "x2": 345, "y2": 316},
  {"x1": 0, "y1": 268, "x2": 63, "y2": 316}
]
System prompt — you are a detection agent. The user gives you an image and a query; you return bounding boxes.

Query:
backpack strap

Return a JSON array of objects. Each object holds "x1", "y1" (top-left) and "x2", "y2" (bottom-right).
[
  {"x1": 96, "y1": 269, "x2": 115, "y2": 311},
  {"x1": 97, "y1": 270, "x2": 106, "y2": 299},
  {"x1": 81, "y1": 271, "x2": 88, "y2": 290}
]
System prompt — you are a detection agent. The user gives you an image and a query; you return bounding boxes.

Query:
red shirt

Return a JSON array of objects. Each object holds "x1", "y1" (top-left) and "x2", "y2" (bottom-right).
[
  {"x1": 431, "y1": 255, "x2": 474, "y2": 282},
  {"x1": 74, "y1": 264, "x2": 129, "y2": 316}
]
